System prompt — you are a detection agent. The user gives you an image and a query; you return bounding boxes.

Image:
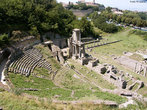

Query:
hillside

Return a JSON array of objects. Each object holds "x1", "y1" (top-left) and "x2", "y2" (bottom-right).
[{"x1": 0, "y1": 0, "x2": 147, "y2": 110}]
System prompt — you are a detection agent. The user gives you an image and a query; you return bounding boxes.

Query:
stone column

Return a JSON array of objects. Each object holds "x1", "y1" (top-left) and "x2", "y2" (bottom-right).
[
  {"x1": 79, "y1": 47, "x2": 81, "y2": 58},
  {"x1": 144, "y1": 67, "x2": 147, "y2": 76},
  {"x1": 74, "y1": 45, "x2": 76, "y2": 56}
]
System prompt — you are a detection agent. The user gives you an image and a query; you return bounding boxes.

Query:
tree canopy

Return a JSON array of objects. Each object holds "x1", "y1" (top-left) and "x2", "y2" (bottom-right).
[
  {"x1": 0, "y1": 0, "x2": 99, "y2": 47},
  {"x1": 90, "y1": 12, "x2": 119, "y2": 33},
  {"x1": 102, "y1": 10, "x2": 147, "y2": 27},
  {"x1": 0, "y1": 0, "x2": 76, "y2": 36}
]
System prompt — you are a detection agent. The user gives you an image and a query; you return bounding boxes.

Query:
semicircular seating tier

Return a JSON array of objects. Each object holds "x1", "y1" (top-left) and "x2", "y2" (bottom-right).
[{"x1": 8, "y1": 48, "x2": 52, "y2": 76}]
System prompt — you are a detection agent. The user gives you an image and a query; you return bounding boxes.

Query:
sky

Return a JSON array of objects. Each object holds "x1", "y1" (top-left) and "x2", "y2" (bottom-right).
[{"x1": 57, "y1": 0, "x2": 147, "y2": 12}]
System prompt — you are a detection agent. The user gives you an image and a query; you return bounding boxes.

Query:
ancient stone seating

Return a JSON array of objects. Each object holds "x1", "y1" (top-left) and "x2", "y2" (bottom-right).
[
  {"x1": 37, "y1": 60, "x2": 52, "y2": 71},
  {"x1": 8, "y1": 48, "x2": 52, "y2": 76}
]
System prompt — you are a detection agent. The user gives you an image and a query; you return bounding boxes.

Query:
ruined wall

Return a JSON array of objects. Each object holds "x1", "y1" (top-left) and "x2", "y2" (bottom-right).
[
  {"x1": 51, "y1": 45, "x2": 65, "y2": 64},
  {"x1": 42, "y1": 32, "x2": 68, "y2": 49},
  {"x1": 13, "y1": 36, "x2": 41, "y2": 49},
  {"x1": 53, "y1": 39, "x2": 67, "y2": 49},
  {"x1": 0, "y1": 50, "x2": 4, "y2": 63},
  {"x1": 81, "y1": 37, "x2": 94, "y2": 42}
]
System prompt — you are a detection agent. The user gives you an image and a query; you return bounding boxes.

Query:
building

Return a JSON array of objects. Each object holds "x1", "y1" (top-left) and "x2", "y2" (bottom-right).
[
  {"x1": 78, "y1": 0, "x2": 85, "y2": 3},
  {"x1": 93, "y1": 0, "x2": 95, "y2": 4},
  {"x1": 111, "y1": 8, "x2": 123, "y2": 15}
]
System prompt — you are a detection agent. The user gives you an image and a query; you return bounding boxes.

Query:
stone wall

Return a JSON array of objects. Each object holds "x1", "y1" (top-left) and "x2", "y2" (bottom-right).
[
  {"x1": 42, "y1": 32, "x2": 68, "y2": 49},
  {"x1": 71, "y1": 9, "x2": 93, "y2": 17},
  {"x1": 51, "y1": 44, "x2": 65, "y2": 64},
  {"x1": 13, "y1": 36, "x2": 41, "y2": 49},
  {"x1": 0, "y1": 50, "x2": 4, "y2": 63},
  {"x1": 81, "y1": 37, "x2": 94, "y2": 42},
  {"x1": 53, "y1": 39, "x2": 67, "y2": 49}
]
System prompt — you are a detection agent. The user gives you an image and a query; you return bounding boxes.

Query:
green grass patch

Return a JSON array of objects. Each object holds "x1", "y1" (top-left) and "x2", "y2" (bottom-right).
[
  {"x1": 34, "y1": 44, "x2": 61, "y2": 70},
  {"x1": 86, "y1": 29, "x2": 147, "y2": 85},
  {"x1": 8, "y1": 73, "x2": 72, "y2": 100},
  {"x1": 129, "y1": 54, "x2": 143, "y2": 61},
  {"x1": 138, "y1": 86, "x2": 147, "y2": 97},
  {"x1": 131, "y1": 83, "x2": 139, "y2": 91},
  {"x1": 87, "y1": 28, "x2": 147, "y2": 56},
  {"x1": 68, "y1": 59, "x2": 116, "y2": 90},
  {"x1": 33, "y1": 67, "x2": 52, "y2": 78}
]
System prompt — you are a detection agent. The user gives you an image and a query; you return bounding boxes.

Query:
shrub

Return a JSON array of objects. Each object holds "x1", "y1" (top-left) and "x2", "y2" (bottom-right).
[
  {"x1": 0, "y1": 34, "x2": 9, "y2": 47},
  {"x1": 70, "y1": 65, "x2": 75, "y2": 69}
]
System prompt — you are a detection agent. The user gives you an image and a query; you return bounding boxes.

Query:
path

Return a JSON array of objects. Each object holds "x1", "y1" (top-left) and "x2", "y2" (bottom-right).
[
  {"x1": 119, "y1": 97, "x2": 136, "y2": 108},
  {"x1": 0, "y1": 58, "x2": 8, "y2": 85}
]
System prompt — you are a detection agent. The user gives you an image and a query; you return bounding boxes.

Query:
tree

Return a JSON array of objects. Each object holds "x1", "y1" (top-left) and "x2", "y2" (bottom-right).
[
  {"x1": 121, "y1": 16, "x2": 126, "y2": 23},
  {"x1": 106, "y1": 7, "x2": 111, "y2": 13},
  {"x1": 0, "y1": 0, "x2": 76, "y2": 37},
  {"x1": 125, "y1": 18, "x2": 132, "y2": 24},
  {"x1": 116, "y1": 16, "x2": 122, "y2": 23},
  {"x1": 72, "y1": 17, "x2": 93, "y2": 37}
]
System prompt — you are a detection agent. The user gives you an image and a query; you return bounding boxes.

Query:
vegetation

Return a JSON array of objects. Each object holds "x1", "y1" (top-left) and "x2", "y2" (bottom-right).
[
  {"x1": 102, "y1": 8, "x2": 147, "y2": 27},
  {"x1": 8, "y1": 69, "x2": 126, "y2": 103},
  {"x1": 87, "y1": 28, "x2": 147, "y2": 55},
  {"x1": 0, "y1": 0, "x2": 99, "y2": 42},
  {"x1": 90, "y1": 12, "x2": 121, "y2": 33},
  {"x1": 68, "y1": 59, "x2": 116, "y2": 90},
  {"x1": 0, "y1": 91, "x2": 146, "y2": 110},
  {"x1": 0, "y1": 0, "x2": 76, "y2": 36},
  {"x1": 67, "y1": 2, "x2": 104, "y2": 11},
  {"x1": 72, "y1": 17, "x2": 99, "y2": 37},
  {"x1": 6, "y1": 44, "x2": 126, "y2": 104},
  {"x1": 34, "y1": 44, "x2": 61, "y2": 71},
  {"x1": 129, "y1": 30, "x2": 147, "y2": 40},
  {"x1": 86, "y1": 28, "x2": 147, "y2": 86},
  {"x1": 0, "y1": 34, "x2": 9, "y2": 47},
  {"x1": 129, "y1": 53, "x2": 143, "y2": 61},
  {"x1": 9, "y1": 73, "x2": 73, "y2": 100}
]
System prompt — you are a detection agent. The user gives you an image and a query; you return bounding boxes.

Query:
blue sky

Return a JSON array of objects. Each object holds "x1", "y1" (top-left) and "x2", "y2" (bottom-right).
[{"x1": 57, "y1": 0, "x2": 147, "y2": 11}]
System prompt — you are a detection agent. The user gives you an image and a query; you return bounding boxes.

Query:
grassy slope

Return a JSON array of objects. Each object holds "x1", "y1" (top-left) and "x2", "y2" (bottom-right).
[
  {"x1": 68, "y1": 59, "x2": 116, "y2": 90},
  {"x1": 7, "y1": 44, "x2": 126, "y2": 104},
  {"x1": 34, "y1": 44, "x2": 61, "y2": 71},
  {"x1": 0, "y1": 91, "x2": 146, "y2": 110},
  {"x1": 88, "y1": 28, "x2": 147, "y2": 56},
  {"x1": 86, "y1": 28, "x2": 147, "y2": 96}
]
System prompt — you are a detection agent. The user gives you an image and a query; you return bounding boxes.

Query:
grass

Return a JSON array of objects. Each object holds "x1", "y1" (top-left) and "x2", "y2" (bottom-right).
[
  {"x1": 0, "y1": 92, "x2": 53, "y2": 110},
  {"x1": 33, "y1": 67, "x2": 52, "y2": 79},
  {"x1": 8, "y1": 73, "x2": 72, "y2": 100},
  {"x1": 87, "y1": 28, "x2": 147, "y2": 56},
  {"x1": 137, "y1": 86, "x2": 147, "y2": 97},
  {"x1": 34, "y1": 44, "x2": 61, "y2": 70},
  {"x1": 0, "y1": 91, "x2": 146, "y2": 110},
  {"x1": 129, "y1": 53, "x2": 143, "y2": 61},
  {"x1": 55, "y1": 68, "x2": 92, "y2": 90},
  {"x1": 86, "y1": 28, "x2": 147, "y2": 84},
  {"x1": 8, "y1": 66, "x2": 126, "y2": 103},
  {"x1": 68, "y1": 59, "x2": 116, "y2": 90},
  {"x1": 131, "y1": 83, "x2": 139, "y2": 91},
  {"x1": 7, "y1": 44, "x2": 127, "y2": 104}
]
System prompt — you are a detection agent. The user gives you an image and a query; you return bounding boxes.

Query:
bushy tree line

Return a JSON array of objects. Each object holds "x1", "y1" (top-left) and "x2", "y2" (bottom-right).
[
  {"x1": 0, "y1": 34, "x2": 9, "y2": 47},
  {"x1": 67, "y1": 3, "x2": 101, "y2": 11},
  {"x1": 102, "y1": 9, "x2": 147, "y2": 27},
  {"x1": 0, "y1": 0, "x2": 99, "y2": 47},
  {"x1": 90, "y1": 12, "x2": 120, "y2": 33},
  {"x1": 0, "y1": 0, "x2": 76, "y2": 36},
  {"x1": 72, "y1": 17, "x2": 99, "y2": 37}
]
